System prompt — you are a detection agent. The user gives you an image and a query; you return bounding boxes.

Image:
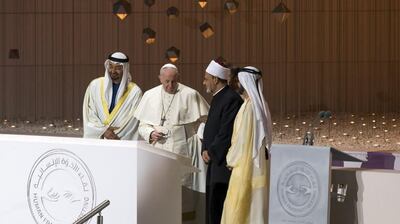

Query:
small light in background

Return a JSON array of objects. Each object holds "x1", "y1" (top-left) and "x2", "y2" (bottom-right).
[
  {"x1": 9, "y1": 49, "x2": 20, "y2": 59},
  {"x1": 142, "y1": 27, "x2": 156, "y2": 44},
  {"x1": 166, "y1": 6, "x2": 179, "y2": 19},
  {"x1": 199, "y1": 22, "x2": 214, "y2": 38},
  {"x1": 165, "y1": 47, "x2": 180, "y2": 63},
  {"x1": 198, "y1": 0, "x2": 207, "y2": 8},
  {"x1": 272, "y1": 1, "x2": 291, "y2": 23},
  {"x1": 224, "y1": 0, "x2": 239, "y2": 14},
  {"x1": 144, "y1": 0, "x2": 155, "y2": 7},
  {"x1": 113, "y1": 0, "x2": 131, "y2": 21}
]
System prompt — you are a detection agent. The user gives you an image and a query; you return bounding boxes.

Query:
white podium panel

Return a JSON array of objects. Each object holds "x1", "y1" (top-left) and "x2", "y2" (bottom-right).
[
  {"x1": 331, "y1": 168, "x2": 400, "y2": 224},
  {"x1": 269, "y1": 144, "x2": 331, "y2": 224},
  {"x1": 0, "y1": 134, "x2": 191, "y2": 224}
]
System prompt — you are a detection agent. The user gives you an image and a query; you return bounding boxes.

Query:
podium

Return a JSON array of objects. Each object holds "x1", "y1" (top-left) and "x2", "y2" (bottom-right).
[
  {"x1": 268, "y1": 144, "x2": 363, "y2": 224},
  {"x1": 330, "y1": 151, "x2": 400, "y2": 224},
  {"x1": 0, "y1": 134, "x2": 194, "y2": 224}
]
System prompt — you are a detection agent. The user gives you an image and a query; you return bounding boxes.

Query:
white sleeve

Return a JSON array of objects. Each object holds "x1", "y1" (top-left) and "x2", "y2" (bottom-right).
[
  {"x1": 83, "y1": 84, "x2": 107, "y2": 138},
  {"x1": 196, "y1": 122, "x2": 205, "y2": 140},
  {"x1": 138, "y1": 122, "x2": 155, "y2": 143}
]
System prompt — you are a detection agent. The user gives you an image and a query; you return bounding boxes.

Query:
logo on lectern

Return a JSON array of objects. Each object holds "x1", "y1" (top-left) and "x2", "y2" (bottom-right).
[
  {"x1": 27, "y1": 149, "x2": 96, "y2": 224},
  {"x1": 277, "y1": 161, "x2": 319, "y2": 217}
]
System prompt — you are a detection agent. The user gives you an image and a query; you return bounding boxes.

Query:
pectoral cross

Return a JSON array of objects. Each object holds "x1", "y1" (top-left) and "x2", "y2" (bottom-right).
[{"x1": 160, "y1": 116, "x2": 166, "y2": 126}]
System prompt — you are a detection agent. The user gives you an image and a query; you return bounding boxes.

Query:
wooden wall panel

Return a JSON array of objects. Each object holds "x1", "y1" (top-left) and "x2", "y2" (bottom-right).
[
  {"x1": 357, "y1": 12, "x2": 374, "y2": 62},
  {"x1": 74, "y1": 14, "x2": 98, "y2": 65},
  {"x1": 19, "y1": 14, "x2": 36, "y2": 65},
  {"x1": 4, "y1": 14, "x2": 18, "y2": 66},
  {"x1": 16, "y1": 66, "x2": 36, "y2": 119},
  {"x1": 3, "y1": 67, "x2": 17, "y2": 117},
  {"x1": 321, "y1": 63, "x2": 339, "y2": 111},
  {"x1": 376, "y1": 12, "x2": 390, "y2": 61},
  {"x1": 36, "y1": 0, "x2": 53, "y2": 13},
  {"x1": 0, "y1": 0, "x2": 399, "y2": 120},
  {"x1": 54, "y1": 14, "x2": 73, "y2": 65},
  {"x1": 0, "y1": 14, "x2": 5, "y2": 65},
  {"x1": 54, "y1": 0, "x2": 73, "y2": 12},
  {"x1": 98, "y1": 14, "x2": 118, "y2": 63},
  {"x1": 35, "y1": 14, "x2": 53, "y2": 66}
]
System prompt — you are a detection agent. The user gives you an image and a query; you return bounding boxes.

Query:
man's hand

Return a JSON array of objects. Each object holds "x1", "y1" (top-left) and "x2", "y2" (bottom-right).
[
  {"x1": 150, "y1": 131, "x2": 164, "y2": 143},
  {"x1": 202, "y1": 150, "x2": 210, "y2": 164},
  {"x1": 102, "y1": 127, "x2": 120, "y2": 140}
]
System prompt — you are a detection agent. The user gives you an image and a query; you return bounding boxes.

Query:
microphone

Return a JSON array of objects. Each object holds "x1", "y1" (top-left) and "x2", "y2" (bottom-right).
[
  {"x1": 303, "y1": 131, "x2": 314, "y2": 146},
  {"x1": 73, "y1": 200, "x2": 110, "y2": 224},
  {"x1": 319, "y1": 110, "x2": 332, "y2": 119},
  {"x1": 303, "y1": 111, "x2": 332, "y2": 146}
]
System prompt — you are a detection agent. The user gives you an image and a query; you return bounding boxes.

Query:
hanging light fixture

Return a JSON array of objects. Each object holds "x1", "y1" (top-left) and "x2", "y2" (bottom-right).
[
  {"x1": 224, "y1": 0, "x2": 239, "y2": 14},
  {"x1": 166, "y1": 6, "x2": 179, "y2": 19},
  {"x1": 113, "y1": 0, "x2": 131, "y2": 20},
  {"x1": 199, "y1": 22, "x2": 214, "y2": 38},
  {"x1": 142, "y1": 28, "x2": 156, "y2": 44},
  {"x1": 198, "y1": 0, "x2": 207, "y2": 8},
  {"x1": 8, "y1": 49, "x2": 20, "y2": 59},
  {"x1": 272, "y1": 1, "x2": 291, "y2": 23},
  {"x1": 144, "y1": 0, "x2": 155, "y2": 7},
  {"x1": 165, "y1": 47, "x2": 180, "y2": 63}
]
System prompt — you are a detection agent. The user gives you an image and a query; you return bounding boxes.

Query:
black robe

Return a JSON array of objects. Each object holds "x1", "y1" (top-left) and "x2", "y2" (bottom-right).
[{"x1": 202, "y1": 86, "x2": 243, "y2": 224}]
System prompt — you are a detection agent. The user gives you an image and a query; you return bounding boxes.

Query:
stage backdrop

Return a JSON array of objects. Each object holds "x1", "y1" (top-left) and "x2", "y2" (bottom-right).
[{"x1": 0, "y1": 0, "x2": 399, "y2": 120}]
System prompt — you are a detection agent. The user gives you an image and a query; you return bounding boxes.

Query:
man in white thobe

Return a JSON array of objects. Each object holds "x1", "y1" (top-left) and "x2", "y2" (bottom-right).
[
  {"x1": 134, "y1": 64, "x2": 209, "y2": 223},
  {"x1": 221, "y1": 66, "x2": 273, "y2": 224},
  {"x1": 83, "y1": 52, "x2": 142, "y2": 140}
]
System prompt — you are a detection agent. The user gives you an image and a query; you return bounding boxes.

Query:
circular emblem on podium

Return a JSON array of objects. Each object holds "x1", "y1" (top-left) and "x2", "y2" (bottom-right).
[
  {"x1": 27, "y1": 149, "x2": 96, "y2": 224},
  {"x1": 277, "y1": 161, "x2": 319, "y2": 217}
]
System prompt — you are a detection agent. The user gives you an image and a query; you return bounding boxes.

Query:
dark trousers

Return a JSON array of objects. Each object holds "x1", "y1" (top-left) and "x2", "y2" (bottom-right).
[{"x1": 206, "y1": 183, "x2": 229, "y2": 224}]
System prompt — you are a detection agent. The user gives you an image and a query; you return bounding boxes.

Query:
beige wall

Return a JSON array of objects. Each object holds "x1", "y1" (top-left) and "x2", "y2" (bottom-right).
[{"x1": 1, "y1": 0, "x2": 399, "y2": 120}]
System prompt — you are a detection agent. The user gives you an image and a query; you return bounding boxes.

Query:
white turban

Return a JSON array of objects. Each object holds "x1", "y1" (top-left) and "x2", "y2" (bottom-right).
[
  {"x1": 206, "y1": 60, "x2": 230, "y2": 80},
  {"x1": 238, "y1": 66, "x2": 272, "y2": 168},
  {"x1": 103, "y1": 52, "x2": 132, "y2": 107}
]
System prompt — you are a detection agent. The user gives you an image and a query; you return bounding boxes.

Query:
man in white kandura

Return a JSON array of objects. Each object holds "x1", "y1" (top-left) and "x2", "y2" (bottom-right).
[
  {"x1": 83, "y1": 52, "x2": 142, "y2": 140},
  {"x1": 221, "y1": 66, "x2": 273, "y2": 224},
  {"x1": 135, "y1": 63, "x2": 209, "y2": 192}
]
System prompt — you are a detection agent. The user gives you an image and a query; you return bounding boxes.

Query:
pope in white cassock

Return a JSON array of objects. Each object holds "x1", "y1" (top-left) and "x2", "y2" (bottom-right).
[
  {"x1": 221, "y1": 66, "x2": 273, "y2": 224},
  {"x1": 83, "y1": 52, "x2": 142, "y2": 140},
  {"x1": 134, "y1": 63, "x2": 210, "y2": 192}
]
